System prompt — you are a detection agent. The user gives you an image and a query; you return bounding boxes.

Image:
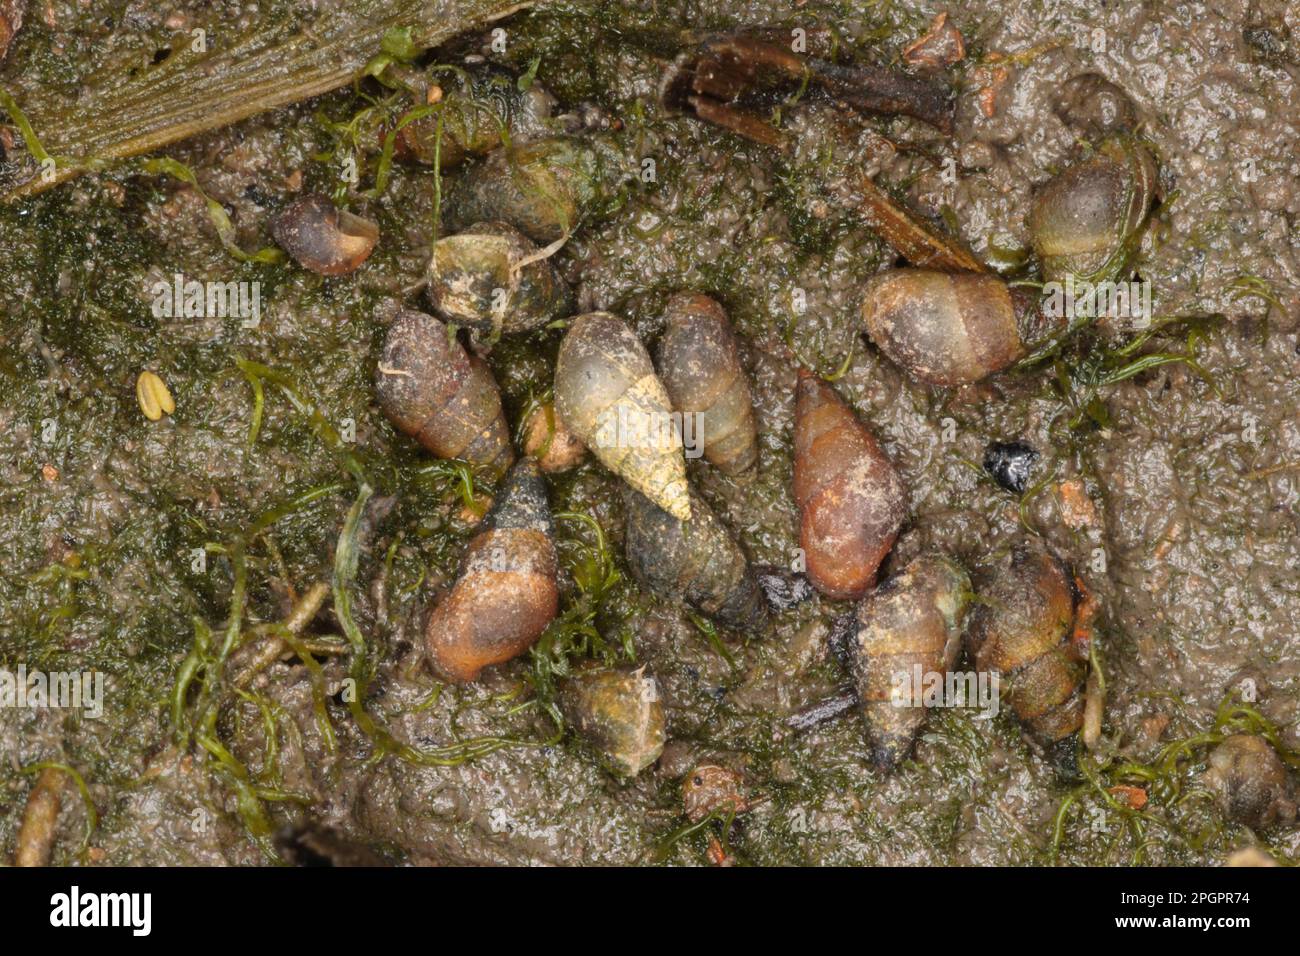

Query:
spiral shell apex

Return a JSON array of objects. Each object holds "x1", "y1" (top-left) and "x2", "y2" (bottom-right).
[{"x1": 555, "y1": 312, "x2": 691, "y2": 521}]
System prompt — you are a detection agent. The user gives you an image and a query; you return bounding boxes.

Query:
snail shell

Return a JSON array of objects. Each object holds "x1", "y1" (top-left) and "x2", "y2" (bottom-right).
[
  {"x1": 559, "y1": 665, "x2": 666, "y2": 777},
  {"x1": 426, "y1": 220, "x2": 573, "y2": 336},
  {"x1": 793, "y1": 371, "x2": 907, "y2": 600},
  {"x1": 393, "y1": 66, "x2": 555, "y2": 168},
  {"x1": 444, "y1": 135, "x2": 610, "y2": 244},
  {"x1": 965, "y1": 542, "x2": 1085, "y2": 744},
  {"x1": 1028, "y1": 136, "x2": 1157, "y2": 284},
  {"x1": 682, "y1": 764, "x2": 749, "y2": 823},
  {"x1": 424, "y1": 458, "x2": 558, "y2": 682},
  {"x1": 270, "y1": 194, "x2": 378, "y2": 276},
  {"x1": 522, "y1": 401, "x2": 587, "y2": 473},
  {"x1": 555, "y1": 312, "x2": 691, "y2": 521},
  {"x1": 1203, "y1": 735, "x2": 1297, "y2": 831},
  {"x1": 850, "y1": 554, "x2": 971, "y2": 771},
  {"x1": 1050, "y1": 73, "x2": 1138, "y2": 141},
  {"x1": 657, "y1": 293, "x2": 758, "y2": 475},
  {"x1": 375, "y1": 309, "x2": 514, "y2": 475},
  {"x1": 860, "y1": 269, "x2": 1054, "y2": 386},
  {"x1": 623, "y1": 485, "x2": 768, "y2": 632}
]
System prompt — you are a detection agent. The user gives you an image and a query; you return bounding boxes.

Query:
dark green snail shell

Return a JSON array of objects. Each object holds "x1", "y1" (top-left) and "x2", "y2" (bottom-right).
[
  {"x1": 623, "y1": 485, "x2": 768, "y2": 632},
  {"x1": 1028, "y1": 136, "x2": 1157, "y2": 284}
]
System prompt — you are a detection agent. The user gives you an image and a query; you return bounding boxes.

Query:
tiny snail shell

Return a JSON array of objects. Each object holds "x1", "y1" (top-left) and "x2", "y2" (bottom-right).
[
  {"x1": 426, "y1": 220, "x2": 573, "y2": 336},
  {"x1": 444, "y1": 135, "x2": 610, "y2": 244},
  {"x1": 849, "y1": 554, "x2": 971, "y2": 771},
  {"x1": 270, "y1": 194, "x2": 378, "y2": 276},
  {"x1": 965, "y1": 542, "x2": 1086, "y2": 745},
  {"x1": 623, "y1": 485, "x2": 768, "y2": 632},
  {"x1": 555, "y1": 311, "x2": 691, "y2": 521},
  {"x1": 424, "y1": 458, "x2": 558, "y2": 682},
  {"x1": 391, "y1": 65, "x2": 555, "y2": 169},
  {"x1": 1028, "y1": 136, "x2": 1157, "y2": 284},
  {"x1": 860, "y1": 269, "x2": 1053, "y2": 387},
  {"x1": 793, "y1": 370, "x2": 907, "y2": 601},
  {"x1": 1050, "y1": 73, "x2": 1139, "y2": 141},
  {"x1": 375, "y1": 309, "x2": 514, "y2": 475},
  {"x1": 0, "y1": 3, "x2": 24, "y2": 65},
  {"x1": 559, "y1": 665, "x2": 666, "y2": 777},
  {"x1": 657, "y1": 293, "x2": 758, "y2": 475},
  {"x1": 1203, "y1": 735, "x2": 1297, "y2": 831},
  {"x1": 682, "y1": 764, "x2": 749, "y2": 823},
  {"x1": 522, "y1": 402, "x2": 586, "y2": 473}
]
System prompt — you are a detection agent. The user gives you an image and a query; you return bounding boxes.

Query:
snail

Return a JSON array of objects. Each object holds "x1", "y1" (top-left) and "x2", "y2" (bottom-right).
[
  {"x1": 793, "y1": 370, "x2": 907, "y2": 600},
  {"x1": 848, "y1": 554, "x2": 971, "y2": 771},
  {"x1": 623, "y1": 485, "x2": 768, "y2": 632},
  {"x1": 1203, "y1": 735, "x2": 1297, "y2": 831},
  {"x1": 1050, "y1": 73, "x2": 1139, "y2": 141},
  {"x1": 389, "y1": 65, "x2": 555, "y2": 168},
  {"x1": 656, "y1": 293, "x2": 758, "y2": 475},
  {"x1": 0, "y1": 2, "x2": 23, "y2": 66},
  {"x1": 860, "y1": 269, "x2": 1063, "y2": 386},
  {"x1": 964, "y1": 542, "x2": 1086, "y2": 747},
  {"x1": 559, "y1": 665, "x2": 666, "y2": 777},
  {"x1": 444, "y1": 135, "x2": 622, "y2": 244},
  {"x1": 682, "y1": 764, "x2": 751, "y2": 823},
  {"x1": 522, "y1": 401, "x2": 587, "y2": 473},
  {"x1": 270, "y1": 194, "x2": 378, "y2": 276},
  {"x1": 426, "y1": 220, "x2": 573, "y2": 337},
  {"x1": 423, "y1": 458, "x2": 558, "y2": 682},
  {"x1": 555, "y1": 311, "x2": 691, "y2": 521},
  {"x1": 1028, "y1": 135, "x2": 1157, "y2": 285},
  {"x1": 375, "y1": 309, "x2": 514, "y2": 475}
]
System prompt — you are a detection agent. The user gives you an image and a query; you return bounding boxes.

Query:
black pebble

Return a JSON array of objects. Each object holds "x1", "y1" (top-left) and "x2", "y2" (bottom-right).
[
  {"x1": 984, "y1": 441, "x2": 1040, "y2": 494},
  {"x1": 754, "y1": 565, "x2": 815, "y2": 611}
]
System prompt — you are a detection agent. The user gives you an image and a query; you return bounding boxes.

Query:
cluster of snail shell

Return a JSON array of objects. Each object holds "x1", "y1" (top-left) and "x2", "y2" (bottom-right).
[{"x1": 265, "y1": 65, "x2": 1167, "y2": 779}]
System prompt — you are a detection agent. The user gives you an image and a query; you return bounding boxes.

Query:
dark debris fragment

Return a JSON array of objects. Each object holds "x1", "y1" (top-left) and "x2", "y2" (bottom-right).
[{"x1": 983, "y1": 440, "x2": 1040, "y2": 494}]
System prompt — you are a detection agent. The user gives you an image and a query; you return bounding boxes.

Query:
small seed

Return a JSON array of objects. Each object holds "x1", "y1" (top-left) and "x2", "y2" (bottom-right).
[{"x1": 136, "y1": 370, "x2": 176, "y2": 421}]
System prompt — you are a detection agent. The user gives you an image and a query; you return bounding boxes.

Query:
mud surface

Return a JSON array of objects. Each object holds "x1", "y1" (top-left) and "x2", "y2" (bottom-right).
[{"x1": 0, "y1": 0, "x2": 1297, "y2": 866}]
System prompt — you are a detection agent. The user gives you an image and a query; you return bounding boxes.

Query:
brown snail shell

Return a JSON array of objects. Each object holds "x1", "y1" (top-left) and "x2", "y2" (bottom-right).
[
  {"x1": 0, "y1": 2, "x2": 24, "y2": 65},
  {"x1": 375, "y1": 309, "x2": 514, "y2": 475},
  {"x1": 444, "y1": 135, "x2": 613, "y2": 244},
  {"x1": 424, "y1": 458, "x2": 557, "y2": 682},
  {"x1": 270, "y1": 194, "x2": 378, "y2": 276},
  {"x1": 559, "y1": 665, "x2": 666, "y2": 777},
  {"x1": 682, "y1": 764, "x2": 749, "y2": 823},
  {"x1": 522, "y1": 402, "x2": 586, "y2": 473},
  {"x1": 1028, "y1": 136, "x2": 1157, "y2": 284},
  {"x1": 965, "y1": 542, "x2": 1085, "y2": 744},
  {"x1": 850, "y1": 554, "x2": 971, "y2": 771},
  {"x1": 1203, "y1": 735, "x2": 1297, "y2": 831},
  {"x1": 555, "y1": 312, "x2": 691, "y2": 521},
  {"x1": 426, "y1": 220, "x2": 573, "y2": 336},
  {"x1": 623, "y1": 485, "x2": 767, "y2": 632},
  {"x1": 793, "y1": 370, "x2": 906, "y2": 601},
  {"x1": 860, "y1": 269, "x2": 1056, "y2": 386},
  {"x1": 392, "y1": 66, "x2": 554, "y2": 168},
  {"x1": 657, "y1": 293, "x2": 758, "y2": 475}
]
